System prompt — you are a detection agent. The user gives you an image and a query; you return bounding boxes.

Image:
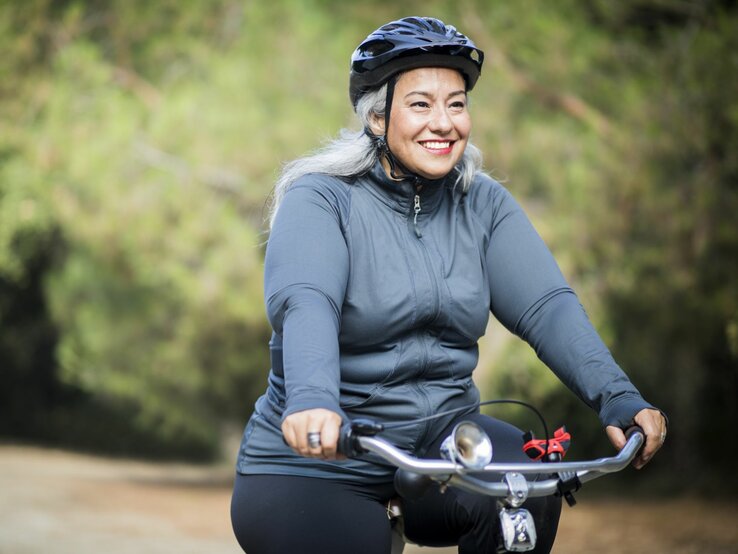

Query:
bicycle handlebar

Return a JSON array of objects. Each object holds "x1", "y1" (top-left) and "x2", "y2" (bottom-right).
[
  {"x1": 336, "y1": 421, "x2": 644, "y2": 551},
  {"x1": 340, "y1": 423, "x2": 645, "y2": 501}
]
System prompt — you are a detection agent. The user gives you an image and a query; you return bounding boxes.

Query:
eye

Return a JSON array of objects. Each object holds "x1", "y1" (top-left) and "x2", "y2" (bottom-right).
[
  {"x1": 449, "y1": 100, "x2": 467, "y2": 111},
  {"x1": 410, "y1": 101, "x2": 431, "y2": 109}
]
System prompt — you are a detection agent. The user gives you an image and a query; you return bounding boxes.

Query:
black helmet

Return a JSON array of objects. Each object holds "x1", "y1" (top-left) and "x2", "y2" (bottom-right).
[{"x1": 349, "y1": 16, "x2": 484, "y2": 107}]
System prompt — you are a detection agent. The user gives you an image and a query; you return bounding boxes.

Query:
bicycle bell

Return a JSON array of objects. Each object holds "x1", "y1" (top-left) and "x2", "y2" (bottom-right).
[{"x1": 439, "y1": 421, "x2": 493, "y2": 470}]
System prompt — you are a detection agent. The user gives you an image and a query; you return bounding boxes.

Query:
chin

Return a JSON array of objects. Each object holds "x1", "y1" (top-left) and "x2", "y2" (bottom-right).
[
  {"x1": 416, "y1": 164, "x2": 456, "y2": 180},
  {"x1": 413, "y1": 151, "x2": 464, "y2": 180},
  {"x1": 420, "y1": 172, "x2": 450, "y2": 180}
]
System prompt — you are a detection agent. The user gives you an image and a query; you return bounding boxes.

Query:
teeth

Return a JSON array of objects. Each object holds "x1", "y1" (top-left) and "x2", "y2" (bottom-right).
[{"x1": 422, "y1": 141, "x2": 451, "y2": 150}]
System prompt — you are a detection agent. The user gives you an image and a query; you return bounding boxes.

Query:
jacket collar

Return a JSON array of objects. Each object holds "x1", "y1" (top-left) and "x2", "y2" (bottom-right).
[{"x1": 364, "y1": 160, "x2": 454, "y2": 215}]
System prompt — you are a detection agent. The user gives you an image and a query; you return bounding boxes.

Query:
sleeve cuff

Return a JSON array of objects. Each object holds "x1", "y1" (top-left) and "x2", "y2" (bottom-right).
[
  {"x1": 281, "y1": 389, "x2": 346, "y2": 423},
  {"x1": 598, "y1": 394, "x2": 656, "y2": 429}
]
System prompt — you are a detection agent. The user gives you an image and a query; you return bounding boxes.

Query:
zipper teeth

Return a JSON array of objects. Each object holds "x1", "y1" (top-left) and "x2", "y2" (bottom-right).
[
  {"x1": 424, "y1": 248, "x2": 441, "y2": 322},
  {"x1": 409, "y1": 193, "x2": 440, "y2": 323},
  {"x1": 409, "y1": 191, "x2": 436, "y2": 447},
  {"x1": 413, "y1": 194, "x2": 422, "y2": 237}
]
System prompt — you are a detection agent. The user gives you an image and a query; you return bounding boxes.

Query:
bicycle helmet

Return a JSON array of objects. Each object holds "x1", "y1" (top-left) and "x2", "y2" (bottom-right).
[{"x1": 349, "y1": 16, "x2": 484, "y2": 108}]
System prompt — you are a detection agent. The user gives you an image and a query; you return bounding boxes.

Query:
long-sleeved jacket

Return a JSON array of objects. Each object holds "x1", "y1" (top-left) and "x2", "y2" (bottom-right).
[{"x1": 236, "y1": 161, "x2": 653, "y2": 482}]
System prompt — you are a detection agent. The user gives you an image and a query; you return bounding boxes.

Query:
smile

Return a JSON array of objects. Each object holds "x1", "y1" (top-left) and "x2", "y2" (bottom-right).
[{"x1": 419, "y1": 140, "x2": 454, "y2": 153}]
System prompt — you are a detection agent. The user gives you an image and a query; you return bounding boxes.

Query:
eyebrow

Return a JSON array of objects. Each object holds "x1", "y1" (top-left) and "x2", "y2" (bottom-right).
[{"x1": 403, "y1": 90, "x2": 467, "y2": 99}]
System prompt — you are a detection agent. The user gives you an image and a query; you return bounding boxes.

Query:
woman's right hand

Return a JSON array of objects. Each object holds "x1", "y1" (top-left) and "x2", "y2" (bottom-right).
[{"x1": 281, "y1": 408, "x2": 344, "y2": 460}]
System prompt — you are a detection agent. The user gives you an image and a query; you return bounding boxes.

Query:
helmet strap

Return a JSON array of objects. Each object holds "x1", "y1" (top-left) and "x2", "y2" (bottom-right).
[
  {"x1": 383, "y1": 76, "x2": 396, "y2": 142},
  {"x1": 380, "y1": 77, "x2": 419, "y2": 184},
  {"x1": 363, "y1": 76, "x2": 423, "y2": 186}
]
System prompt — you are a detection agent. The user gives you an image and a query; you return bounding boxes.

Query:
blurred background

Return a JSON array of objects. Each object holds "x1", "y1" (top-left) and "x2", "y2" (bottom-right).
[{"x1": 1, "y1": 0, "x2": 737, "y2": 551}]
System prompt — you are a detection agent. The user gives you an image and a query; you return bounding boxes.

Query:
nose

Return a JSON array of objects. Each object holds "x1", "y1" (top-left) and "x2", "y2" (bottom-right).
[{"x1": 428, "y1": 107, "x2": 453, "y2": 134}]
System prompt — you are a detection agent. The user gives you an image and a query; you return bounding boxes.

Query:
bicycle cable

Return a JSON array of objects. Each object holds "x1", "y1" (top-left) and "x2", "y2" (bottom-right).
[{"x1": 380, "y1": 398, "x2": 551, "y2": 455}]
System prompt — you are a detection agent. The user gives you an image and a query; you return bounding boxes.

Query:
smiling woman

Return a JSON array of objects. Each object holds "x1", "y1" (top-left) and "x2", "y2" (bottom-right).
[
  {"x1": 371, "y1": 67, "x2": 471, "y2": 180},
  {"x1": 230, "y1": 15, "x2": 666, "y2": 554}
]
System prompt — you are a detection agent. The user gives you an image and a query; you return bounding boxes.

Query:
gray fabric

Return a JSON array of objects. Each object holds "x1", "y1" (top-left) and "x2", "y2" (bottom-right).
[{"x1": 236, "y1": 162, "x2": 653, "y2": 482}]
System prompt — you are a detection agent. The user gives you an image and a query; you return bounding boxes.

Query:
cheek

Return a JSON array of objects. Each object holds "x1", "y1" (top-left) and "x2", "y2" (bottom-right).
[
  {"x1": 397, "y1": 116, "x2": 424, "y2": 137},
  {"x1": 388, "y1": 119, "x2": 421, "y2": 150},
  {"x1": 456, "y1": 115, "x2": 472, "y2": 139}
]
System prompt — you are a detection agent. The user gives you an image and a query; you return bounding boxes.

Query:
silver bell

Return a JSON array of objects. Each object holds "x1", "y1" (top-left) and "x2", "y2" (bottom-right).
[{"x1": 439, "y1": 421, "x2": 493, "y2": 470}]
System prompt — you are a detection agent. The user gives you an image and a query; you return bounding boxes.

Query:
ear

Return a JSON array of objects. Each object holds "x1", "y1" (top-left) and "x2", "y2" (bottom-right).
[{"x1": 368, "y1": 112, "x2": 385, "y2": 136}]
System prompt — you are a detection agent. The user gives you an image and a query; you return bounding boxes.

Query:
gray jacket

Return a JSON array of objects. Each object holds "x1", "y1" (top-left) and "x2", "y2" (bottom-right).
[{"x1": 237, "y1": 162, "x2": 653, "y2": 482}]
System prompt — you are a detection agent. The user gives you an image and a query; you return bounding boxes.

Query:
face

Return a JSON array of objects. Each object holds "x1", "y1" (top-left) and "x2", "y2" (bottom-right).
[{"x1": 376, "y1": 67, "x2": 471, "y2": 181}]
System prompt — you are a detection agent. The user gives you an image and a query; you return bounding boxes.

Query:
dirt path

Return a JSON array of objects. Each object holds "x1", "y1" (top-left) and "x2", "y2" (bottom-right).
[{"x1": 1, "y1": 444, "x2": 736, "y2": 553}]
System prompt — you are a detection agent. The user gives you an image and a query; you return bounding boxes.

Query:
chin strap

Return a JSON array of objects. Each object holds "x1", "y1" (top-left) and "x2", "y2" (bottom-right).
[{"x1": 364, "y1": 77, "x2": 420, "y2": 187}]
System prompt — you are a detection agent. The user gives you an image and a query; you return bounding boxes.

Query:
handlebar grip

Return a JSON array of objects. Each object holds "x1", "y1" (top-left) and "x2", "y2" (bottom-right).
[
  {"x1": 337, "y1": 422, "x2": 357, "y2": 457},
  {"x1": 625, "y1": 425, "x2": 644, "y2": 441},
  {"x1": 337, "y1": 419, "x2": 384, "y2": 457},
  {"x1": 624, "y1": 425, "x2": 646, "y2": 457}
]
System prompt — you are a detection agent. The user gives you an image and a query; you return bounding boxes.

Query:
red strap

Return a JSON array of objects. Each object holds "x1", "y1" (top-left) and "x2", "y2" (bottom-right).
[{"x1": 523, "y1": 426, "x2": 572, "y2": 461}]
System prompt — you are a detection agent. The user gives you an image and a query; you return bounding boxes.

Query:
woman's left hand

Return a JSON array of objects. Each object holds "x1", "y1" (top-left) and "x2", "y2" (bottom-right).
[{"x1": 605, "y1": 408, "x2": 667, "y2": 469}]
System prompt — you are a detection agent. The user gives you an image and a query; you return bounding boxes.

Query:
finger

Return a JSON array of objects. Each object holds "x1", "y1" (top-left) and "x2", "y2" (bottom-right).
[
  {"x1": 282, "y1": 409, "x2": 342, "y2": 459},
  {"x1": 305, "y1": 411, "x2": 337, "y2": 457},
  {"x1": 306, "y1": 430, "x2": 322, "y2": 454},
  {"x1": 283, "y1": 414, "x2": 311, "y2": 455},
  {"x1": 319, "y1": 418, "x2": 340, "y2": 460},
  {"x1": 605, "y1": 425, "x2": 626, "y2": 451},
  {"x1": 633, "y1": 409, "x2": 665, "y2": 469},
  {"x1": 306, "y1": 414, "x2": 325, "y2": 456},
  {"x1": 636, "y1": 431, "x2": 658, "y2": 467},
  {"x1": 635, "y1": 433, "x2": 661, "y2": 469},
  {"x1": 281, "y1": 419, "x2": 301, "y2": 452}
]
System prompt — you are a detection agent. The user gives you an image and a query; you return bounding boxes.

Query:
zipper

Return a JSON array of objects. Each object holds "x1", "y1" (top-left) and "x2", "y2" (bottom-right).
[
  {"x1": 409, "y1": 191, "x2": 441, "y2": 324},
  {"x1": 412, "y1": 194, "x2": 422, "y2": 237},
  {"x1": 407, "y1": 189, "x2": 439, "y2": 449}
]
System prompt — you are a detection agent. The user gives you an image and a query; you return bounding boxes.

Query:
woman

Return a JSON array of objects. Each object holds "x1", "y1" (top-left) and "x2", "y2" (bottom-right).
[{"x1": 231, "y1": 16, "x2": 667, "y2": 554}]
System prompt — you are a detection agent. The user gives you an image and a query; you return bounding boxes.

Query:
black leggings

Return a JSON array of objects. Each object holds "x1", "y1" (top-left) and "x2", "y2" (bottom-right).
[{"x1": 231, "y1": 414, "x2": 561, "y2": 553}]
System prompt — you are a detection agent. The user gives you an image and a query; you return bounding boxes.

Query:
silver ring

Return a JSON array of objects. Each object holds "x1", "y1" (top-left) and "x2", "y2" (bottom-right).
[
  {"x1": 307, "y1": 431, "x2": 321, "y2": 449},
  {"x1": 660, "y1": 432, "x2": 667, "y2": 443}
]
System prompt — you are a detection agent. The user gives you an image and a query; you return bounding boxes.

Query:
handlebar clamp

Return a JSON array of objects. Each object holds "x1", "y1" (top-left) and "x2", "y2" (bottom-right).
[{"x1": 504, "y1": 472, "x2": 530, "y2": 508}]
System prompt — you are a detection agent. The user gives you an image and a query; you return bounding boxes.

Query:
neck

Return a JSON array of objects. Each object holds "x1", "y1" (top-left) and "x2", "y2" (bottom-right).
[{"x1": 380, "y1": 155, "x2": 406, "y2": 181}]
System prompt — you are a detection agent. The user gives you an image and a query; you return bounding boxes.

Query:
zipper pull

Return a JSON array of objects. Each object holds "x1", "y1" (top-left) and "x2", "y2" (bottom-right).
[{"x1": 413, "y1": 194, "x2": 422, "y2": 237}]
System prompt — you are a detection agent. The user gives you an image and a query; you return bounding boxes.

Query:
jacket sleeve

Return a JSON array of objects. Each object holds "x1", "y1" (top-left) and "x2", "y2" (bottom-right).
[
  {"x1": 482, "y1": 182, "x2": 654, "y2": 428},
  {"x1": 264, "y1": 176, "x2": 350, "y2": 422}
]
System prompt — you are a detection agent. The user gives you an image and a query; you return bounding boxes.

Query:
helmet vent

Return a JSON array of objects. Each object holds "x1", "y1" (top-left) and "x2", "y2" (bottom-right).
[
  {"x1": 405, "y1": 17, "x2": 427, "y2": 28},
  {"x1": 360, "y1": 40, "x2": 394, "y2": 56}
]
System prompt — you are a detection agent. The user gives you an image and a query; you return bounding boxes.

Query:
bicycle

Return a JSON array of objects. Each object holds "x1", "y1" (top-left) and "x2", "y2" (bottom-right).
[{"x1": 337, "y1": 405, "x2": 646, "y2": 553}]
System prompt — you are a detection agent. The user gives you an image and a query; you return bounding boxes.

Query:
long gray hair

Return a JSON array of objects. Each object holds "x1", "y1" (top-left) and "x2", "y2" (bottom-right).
[{"x1": 268, "y1": 83, "x2": 483, "y2": 227}]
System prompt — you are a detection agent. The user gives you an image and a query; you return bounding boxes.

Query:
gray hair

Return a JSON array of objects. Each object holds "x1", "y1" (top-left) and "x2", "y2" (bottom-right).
[{"x1": 268, "y1": 84, "x2": 483, "y2": 227}]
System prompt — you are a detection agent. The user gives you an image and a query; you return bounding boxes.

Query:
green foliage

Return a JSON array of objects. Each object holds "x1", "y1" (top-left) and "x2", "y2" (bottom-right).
[
  {"x1": 477, "y1": 1, "x2": 738, "y2": 490},
  {"x1": 1, "y1": 0, "x2": 274, "y2": 456},
  {"x1": 0, "y1": 0, "x2": 735, "y2": 481},
  {"x1": 599, "y1": 9, "x2": 738, "y2": 481}
]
